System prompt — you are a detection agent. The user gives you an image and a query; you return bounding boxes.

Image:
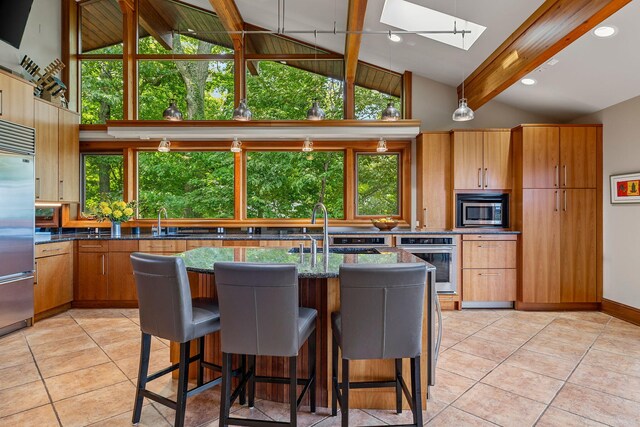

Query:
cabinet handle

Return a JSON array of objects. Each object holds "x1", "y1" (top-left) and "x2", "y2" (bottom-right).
[
  {"x1": 59, "y1": 180, "x2": 64, "y2": 200},
  {"x1": 80, "y1": 245, "x2": 103, "y2": 248},
  {"x1": 35, "y1": 178, "x2": 40, "y2": 199},
  {"x1": 477, "y1": 168, "x2": 482, "y2": 188},
  {"x1": 34, "y1": 261, "x2": 38, "y2": 284},
  {"x1": 101, "y1": 254, "x2": 105, "y2": 275},
  {"x1": 555, "y1": 191, "x2": 559, "y2": 212},
  {"x1": 41, "y1": 248, "x2": 61, "y2": 253},
  {"x1": 479, "y1": 273, "x2": 501, "y2": 276},
  {"x1": 563, "y1": 190, "x2": 567, "y2": 212},
  {"x1": 477, "y1": 244, "x2": 496, "y2": 248},
  {"x1": 563, "y1": 165, "x2": 567, "y2": 187},
  {"x1": 423, "y1": 208, "x2": 427, "y2": 228},
  {"x1": 484, "y1": 168, "x2": 488, "y2": 188},
  {"x1": 554, "y1": 165, "x2": 559, "y2": 187}
]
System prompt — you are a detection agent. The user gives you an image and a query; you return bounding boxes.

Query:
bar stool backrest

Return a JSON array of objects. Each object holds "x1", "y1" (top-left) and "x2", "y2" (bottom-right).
[
  {"x1": 130, "y1": 253, "x2": 194, "y2": 343},
  {"x1": 214, "y1": 262, "x2": 300, "y2": 357},
  {"x1": 339, "y1": 263, "x2": 427, "y2": 360}
]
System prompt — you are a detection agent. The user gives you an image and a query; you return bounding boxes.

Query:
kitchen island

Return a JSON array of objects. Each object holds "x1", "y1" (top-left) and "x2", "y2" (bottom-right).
[{"x1": 176, "y1": 246, "x2": 437, "y2": 410}]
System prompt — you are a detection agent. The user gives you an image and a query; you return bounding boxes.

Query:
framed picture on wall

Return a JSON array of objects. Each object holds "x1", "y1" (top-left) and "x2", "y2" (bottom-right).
[{"x1": 610, "y1": 172, "x2": 640, "y2": 204}]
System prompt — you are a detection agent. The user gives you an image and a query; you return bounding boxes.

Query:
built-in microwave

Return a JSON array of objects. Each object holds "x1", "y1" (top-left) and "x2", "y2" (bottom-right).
[{"x1": 456, "y1": 193, "x2": 509, "y2": 228}]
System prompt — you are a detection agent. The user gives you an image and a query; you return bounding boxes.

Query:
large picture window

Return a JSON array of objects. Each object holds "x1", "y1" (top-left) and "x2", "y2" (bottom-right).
[
  {"x1": 246, "y1": 151, "x2": 344, "y2": 218},
  {"x1": 81, "y1": 59, "x2": 124, "y2": 124},
  {"x1": 356, "y1": 153, "x2": 400, "y2": 216},
  {"x1": 82, "y1": 154, "x2": 124, "y2": 211},
  {"x1": 137, "y1": 151, "x2": 235, "y2": 219}
]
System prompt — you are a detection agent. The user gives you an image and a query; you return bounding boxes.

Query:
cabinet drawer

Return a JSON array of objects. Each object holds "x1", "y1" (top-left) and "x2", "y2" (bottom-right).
[
  {"x1": 463, "y1": 269, "x2": 516, "y2": 301},
  {"x1": 462, "y1": 241, "x2": 516, "y2": 269},
  {"x1": 36, "y1": 241, "x2": 72, "y2": 258},
  {"x1": 139, "y1": 240, "x2": 187, "y2": 253},
  {"x1": 109, "y1": 240, "x2": 139, "y2": 252},
  {"x1": 77, "y1": 240, "x2": 109, "y2": 252},
  {"x1": 463, "y1": 234, "x2": 518, "y2": 241},
  {"x1": 186, "y1": 240, "x2": 223, "y2": 250}
]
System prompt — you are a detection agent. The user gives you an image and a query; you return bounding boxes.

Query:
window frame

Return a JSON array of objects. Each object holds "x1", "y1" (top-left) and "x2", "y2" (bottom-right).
[
  {"x1": 80, "y1": 152, "x2": 125, "y2": 213},
  {"x1": 354, "y1": 151, "x2": 401, "y2": 218}
]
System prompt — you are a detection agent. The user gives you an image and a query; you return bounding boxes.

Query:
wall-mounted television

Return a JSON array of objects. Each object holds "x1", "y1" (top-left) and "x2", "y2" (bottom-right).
[{"x1": 0, "y1": 0, "x2": 34, "y2": 49}]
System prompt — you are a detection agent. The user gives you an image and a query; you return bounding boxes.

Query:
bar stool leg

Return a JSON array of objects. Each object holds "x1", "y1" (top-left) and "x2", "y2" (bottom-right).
[
  {"x1": 239, "y1": 355, "x2": 247, "y2": 405},
  {"x1": 197, "y1": 336, "x2": 205, "y2": 387},
  {"x1": 412, "y1": 356, "x2": 423, "y2": 427},
  {"x1": 175, "y1": 341, "x2": 191, "y2": 427},
  {"x1": 248, "y1": 355, "x2": 256, "y2": 408},
  {"x1": 395, "y1": 358, "x2": 403, "y2": 414},
  {"x1": 219, "y1": 352, "x2": 232, "y2": 427},
  {"x1": 331, "y1": 334, "x2": 338, "y2": 416},
  {"x1": 341, "y1": 359, "x2": 349, "y2": 427},
  {"x1": 309, "y1": 328, "x2": 317, "y2": 413},
  {"x1": 289, "y1": 356, "x2": 297, "y2": 427},
  {"x1": 132, "y1": 333, "x2": 151, "y2": 424}
]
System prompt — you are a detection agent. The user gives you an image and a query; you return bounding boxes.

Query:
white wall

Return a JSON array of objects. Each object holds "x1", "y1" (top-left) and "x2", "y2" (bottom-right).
[
  {"x1": 573, "y1": 96, "x2": 640, "y2": 309},
  {"x1": 0, "y1": 0, "x2": 61, "y2": 75},
  {"x1": 411, "y1": 73, "x2": 556, "y2": 131}
]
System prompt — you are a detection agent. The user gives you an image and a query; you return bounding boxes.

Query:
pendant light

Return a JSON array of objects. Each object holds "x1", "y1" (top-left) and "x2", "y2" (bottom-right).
[
  {"x1": 157, "y1": 138, "x2": 171, "y2": 152},
  {"x1": 302, "y1": 137, "x2": 314, "y2": 152},
  {"x1": 230, "y1": 137, "x2": 242, "y2": 152},
  {"x1": 233, "y1": 98, "x2": 252, "y2": 121},
  {"x1": 381, "y1": 102, "x2": 400, "y2": 121},
  {"x1": 376, "y1": 137, "x2": 388, "y2": 153},
  {"x1": 452, "y1": 22, "x2": 474, "y2": 121},
  {"x1": 306, "y1": 99, "x2": 326, "y2": 121},
  {"x1": 162, "y1": 100, "x2": 183, "y2": 121}
]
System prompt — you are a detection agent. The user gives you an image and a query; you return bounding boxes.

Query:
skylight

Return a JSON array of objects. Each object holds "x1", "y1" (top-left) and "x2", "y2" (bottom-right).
[{"x1": 380, "y1": 0, "x2": 486, "y2": 50}]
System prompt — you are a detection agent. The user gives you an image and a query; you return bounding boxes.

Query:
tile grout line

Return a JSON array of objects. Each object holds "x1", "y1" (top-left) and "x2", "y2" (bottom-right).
[{"x1": 25, "y1": 337, "x2": 64, "y2": 426}]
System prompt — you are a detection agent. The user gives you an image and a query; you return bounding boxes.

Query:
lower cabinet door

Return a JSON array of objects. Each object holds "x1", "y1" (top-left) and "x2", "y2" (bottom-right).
[
  {"x1": 108, "y1": 252, "x2": 138, "y2": 301},
  {"x1": 34, "y1": 253, "x2": 73, "y2": 314},
  {"x1": 76, "y1": 252, "x2": 109, "y2": 300},
  {"x1": 463, "y1": 269, "x2": 516, "y2": 301}
]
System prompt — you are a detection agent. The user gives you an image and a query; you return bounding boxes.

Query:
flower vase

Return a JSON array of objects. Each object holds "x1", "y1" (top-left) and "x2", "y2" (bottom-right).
[{"x1": 111, "y1": 221, "x2": 122, "y2": 238}]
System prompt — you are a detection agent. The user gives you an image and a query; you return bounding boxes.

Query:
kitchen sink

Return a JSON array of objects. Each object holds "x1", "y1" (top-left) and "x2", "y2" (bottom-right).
[{"x1": 288, "y1": 247, "x2": 380, "y2": 255}]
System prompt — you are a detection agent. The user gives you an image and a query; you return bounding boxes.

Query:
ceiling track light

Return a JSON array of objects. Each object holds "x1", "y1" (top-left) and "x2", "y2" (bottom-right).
[
  {"x1": 232, "y1": 98, "x2": 252, "y2": 121},
  {"x1": 230, "y1": 137, "x2": 242, "y2": 153},
  {"x1": 162, "y1": 100, "x2": 183, "y2": 121},
  {"x1": 306, "y1": 99, "x2": 326, "y2": 121},
  {"x1": 381, "y1": 102, "x2": 401, "y2": 121},
  {"x1": 376, "y1": 137, "x2": 388, "y2": 153},
  {"x1": 157, "y1": 138, "x2": 171, "y2": 152},
  {"x1": 302, "y1": 137, "x2": 314, "y2": 152}
]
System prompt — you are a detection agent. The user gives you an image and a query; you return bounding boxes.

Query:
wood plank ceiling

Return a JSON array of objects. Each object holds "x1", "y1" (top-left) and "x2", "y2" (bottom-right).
[{"x1": 79, "y1": 0, "x2": 401, "y2": 97}]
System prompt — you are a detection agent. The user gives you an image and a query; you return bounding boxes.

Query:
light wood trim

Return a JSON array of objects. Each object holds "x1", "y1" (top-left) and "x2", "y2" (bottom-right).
[
  {"x1": 104, "y1": 119, "x2": 422, "y2": 128},
  {"x1": 559, "y1": 126, "x2": 597, "y2": 189},
  {"x1": 138, "y1": 240, "x2": 187, "y2": 253},
  {"x1": 560, "y1": 189, "x2": 597, "y2": 302},
  {"x1": 521, "y1": 127, "x2": 559, "y2": 189},
  {"x1": 58, "y1": 109, "x2": 81, "y2": 203},
  {"x1": 596, "y1": 127, "x2": 603, "y2": 302},
  {"x1": 463, "y1": 269, "x2": 516, "y2": 301},
  {"x1": 601, "y1": 299, "x2": 640, "y2": 326},
  {"x1": 186, "y1": 240, "x2": 224, "y2": 250},
  {"x1": 245, "y1": 53, "x2": 342, "y2": 61},
  {"x1": 515, "y1": 301, "x2": 599, "y2": 311},
  {"x1": 462, "y1": 241, "x2": 516, "y2": 269},
  {"x1": 36, "y1": 241, "x2": 73, "y2": 258},
  {"x1": 416, "y1": 133, "x2": 451, "y2": 230},
  {"x1": 344, "y1": 81, "x2": 355, "y2": 119},
  {"x1": 460, "y1": 0, "x2": 632, "y2": 109},
  {"x1": 234, "y1": 151, "x2": 244, "y2": 220},
  {"x1": 483, "y1": 130, "x2": 511, "y2": 190},
  {"x1": 344, "y1": 148, "x2": 355, "y2": 220},
  {"x1": 402, "y1": 71, "x2": 412, "y2": 119},
  {"x1": 462, "y1": 234, "x2": 517, "y2": 241},
  {"x1": 138, "y1": 0, "x2": 173, "y2": 50},
  {"x1": 344, "y1": 0, "x2": 368, "y2": 84},
  {"x1": 123, "y1": 148, "x2": 135, "y2": 202},
  {"x1": 118, "y1": 0, "x2": 138, "y2": 120},
  {"x1": 452, "y1": 131, "x2": 484, "y2": 190},
  {"x1": 62, "y1": 0, "x2": 79, "y2": 111},
  {"x1": 77, "y1": 240, "x2": 110, "y2": 252},
  {"x1": 35, "y1": 100, "x2": 60, "y2": 201}
]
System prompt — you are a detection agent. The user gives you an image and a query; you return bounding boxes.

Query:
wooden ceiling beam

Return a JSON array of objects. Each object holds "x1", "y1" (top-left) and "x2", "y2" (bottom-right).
[
  {"x1": 344, "y1": 0, "x2": 368, "y2": 84},
  {"x1": 138, "y1": 0, "x2": 173, "y2": 51},
  {"x1": 460, "y1": 0, "x2": 632, "y2": 110},
  {"x1": 208, "y1": 0, "x2": 258, "y2": 75}
]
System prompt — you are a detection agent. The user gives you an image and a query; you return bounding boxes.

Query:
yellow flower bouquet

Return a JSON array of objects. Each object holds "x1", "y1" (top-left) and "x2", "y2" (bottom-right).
[{"x1": 85, "y1": 200, "x2": 137, "y2": 223}]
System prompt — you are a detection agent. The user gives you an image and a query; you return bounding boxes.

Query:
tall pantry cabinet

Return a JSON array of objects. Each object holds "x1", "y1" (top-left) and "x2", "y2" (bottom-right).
[{"x1": 512, "y1": 125, "x2": 601, "y2": 308}]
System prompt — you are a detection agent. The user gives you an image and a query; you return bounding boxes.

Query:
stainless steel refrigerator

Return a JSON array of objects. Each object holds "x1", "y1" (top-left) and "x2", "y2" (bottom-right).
[{"x1": 0, "y1": 119, "x2": 35, "y2": 336}]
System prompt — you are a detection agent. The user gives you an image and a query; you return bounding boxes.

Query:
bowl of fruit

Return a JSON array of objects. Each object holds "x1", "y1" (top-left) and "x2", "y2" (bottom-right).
[{"x1": 371, "y1": 217, "x2": 399, "y2": 231}]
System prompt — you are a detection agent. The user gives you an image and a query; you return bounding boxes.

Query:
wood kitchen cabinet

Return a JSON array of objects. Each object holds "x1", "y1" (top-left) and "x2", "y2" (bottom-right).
[
  {"x1": 107, "y1": 241, "x2": 139, "y2": 301},
  {"x1": 34, "y1": 242, "x2": 73, "y2": 317},
  {"x1": 453, "y1": 130, "x2": 511, "y2": 190},
  {"x1": 462, "y1": 234, "x2": 517, "y2": 302},
  {"x1": 416, "y1": 132, "x2": 452, "y2": 230},
  {"x1": 34, "y1": 99, "x2": 80, "y2": 203},
  {"x1": 0, "y1": 70, "x2": 34, "y2": 128}
]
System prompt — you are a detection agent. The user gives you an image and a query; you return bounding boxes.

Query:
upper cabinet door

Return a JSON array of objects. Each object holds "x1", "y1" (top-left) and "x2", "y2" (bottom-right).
[
  {"x1": 417, "y1": 133, "x2": 451, "y2": 230},
  {"x1": 483, "y1": 131, "x2": 511, "y2": 190},
  {"x1": 34, "y1": 100, "x2": 59, "y2": 201},
  {"x1": 559, "y1": 127, "x2": 597, "y2": 189},
  {"x1": 58, "y1": 109, "x2": 80, "y2": 203},
  {"x1": 521, "y1": 127, "x2": 560, "y2": 189},
  {"x1": 0, "y1": 72, "x2": 35, "y2": 128},
  {"x1": 453, "y1": 131, "x2": 484, "y2": 190}
]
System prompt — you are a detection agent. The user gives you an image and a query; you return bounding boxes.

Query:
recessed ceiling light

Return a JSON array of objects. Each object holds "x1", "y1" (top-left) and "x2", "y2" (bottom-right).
[
  {"x1": 388, "y1": 33, "x2": 402, "y2": 43},
  {"x1": 593, "y1": 26, "x2": 617, "y2": 38},
  {"x1": 521, "y1": 78, "x2": 537, "y2": 86}
]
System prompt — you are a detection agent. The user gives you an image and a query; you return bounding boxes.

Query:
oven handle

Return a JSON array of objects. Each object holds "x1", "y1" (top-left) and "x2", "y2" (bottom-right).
[{"x1": 398, "y1": 246, "x2": 455, "y2": 252}]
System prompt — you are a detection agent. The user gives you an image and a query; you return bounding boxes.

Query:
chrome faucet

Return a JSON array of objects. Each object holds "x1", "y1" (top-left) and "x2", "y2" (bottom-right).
[
  {"x1": 311, "y1": 202, "x2": 329, "y2": 263},
  {"x1": 156, "y1": 207, "x2": 168, "y2": 236},
  {"x1": 305, "y1": 233, "x2": 318, "y2": 265}
]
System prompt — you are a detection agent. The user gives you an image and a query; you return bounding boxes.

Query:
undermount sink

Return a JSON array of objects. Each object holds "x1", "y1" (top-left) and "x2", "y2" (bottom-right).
[{"x1": 288, "y1": 247, "x2": 380, "y2": 255}]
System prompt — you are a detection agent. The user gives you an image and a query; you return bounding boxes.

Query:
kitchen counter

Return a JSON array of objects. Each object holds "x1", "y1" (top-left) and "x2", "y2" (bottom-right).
[{"x1": 179, "y1": 246, "x2": 434, "y2": 278}]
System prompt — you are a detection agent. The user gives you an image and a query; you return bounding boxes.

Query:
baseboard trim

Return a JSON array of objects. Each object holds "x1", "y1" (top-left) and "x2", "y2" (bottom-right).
[
  {"x1": 601, "y1": 298, "x2": 640, "y2": 326},
  {"x1": 34, "y1": 303, "x2": 72, "y2": 322},
  {"x1": 515, "y1": 302, "x2": 599, "y2": 311},
  {"x1": 72, "y1": 301, "x2": 139, "y2": 309}
]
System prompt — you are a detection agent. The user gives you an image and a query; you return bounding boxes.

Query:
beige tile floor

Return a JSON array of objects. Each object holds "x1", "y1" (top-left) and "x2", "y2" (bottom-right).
[{"x1": 1, "y1": 308, "x2": 639, "y2": 426}]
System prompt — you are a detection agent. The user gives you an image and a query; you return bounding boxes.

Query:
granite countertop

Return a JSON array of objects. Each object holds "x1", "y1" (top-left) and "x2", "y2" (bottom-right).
[
  {"x1": 178, "y1": 246, "x2": 435, "y2": 279},
  {"x1": 35, "y1": 229, "x2": 519, "y2": 245}
]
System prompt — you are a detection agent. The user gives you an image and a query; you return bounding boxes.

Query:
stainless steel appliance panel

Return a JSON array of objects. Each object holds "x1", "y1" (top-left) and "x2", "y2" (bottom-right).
[{"x1": 0, "y1": 274, "x2": 34, "y2": 328}]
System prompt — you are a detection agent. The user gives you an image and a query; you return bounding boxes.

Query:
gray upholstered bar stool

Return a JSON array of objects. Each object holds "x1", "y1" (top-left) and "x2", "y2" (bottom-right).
[
  {"x1": 214, "y1": 262, "x2": 318, "y2": 427},
  {"x1": 130, "y1": 253, "x2": 223, "y2": 427},
  {"x1": 332, "y1": 263, "x2": 427, "y2": 427}
]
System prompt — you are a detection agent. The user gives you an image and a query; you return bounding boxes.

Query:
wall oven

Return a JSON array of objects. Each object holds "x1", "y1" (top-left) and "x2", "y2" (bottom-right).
[
  {"x1": 396, "y1": 236, "x2": 457, "y2": 294},
  {"x1": 456, "y1": 193, "x2": 509, "y2": 228}
]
